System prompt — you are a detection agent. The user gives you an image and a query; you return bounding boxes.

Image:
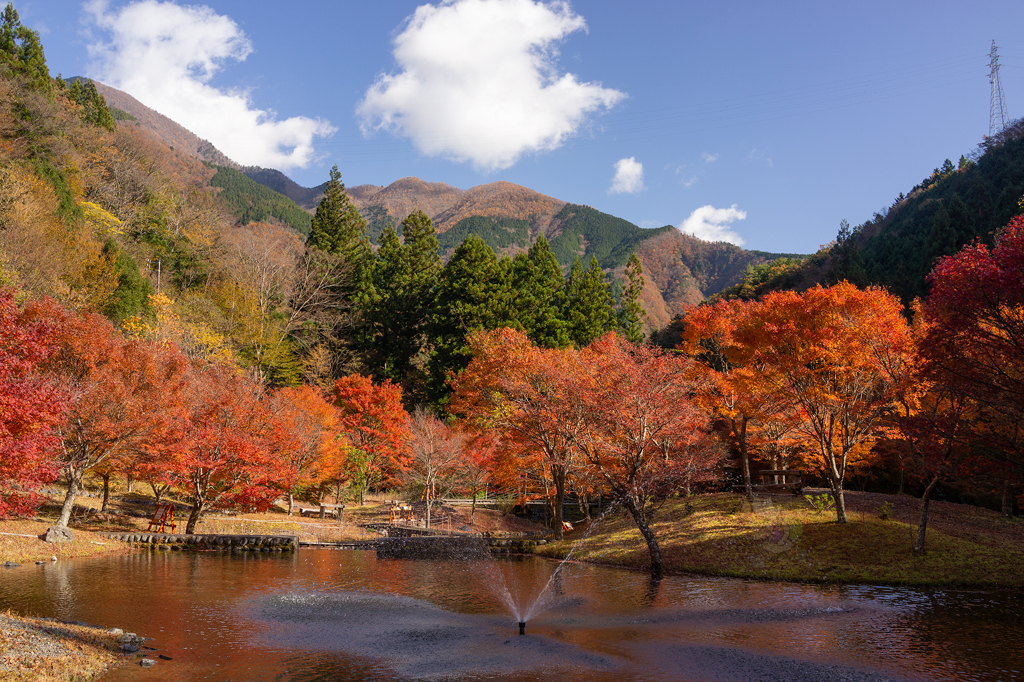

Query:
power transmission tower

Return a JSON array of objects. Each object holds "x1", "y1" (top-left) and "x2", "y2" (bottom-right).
[{"x1": 989, "y1": 40, "x2": 1009, "y2": 137}]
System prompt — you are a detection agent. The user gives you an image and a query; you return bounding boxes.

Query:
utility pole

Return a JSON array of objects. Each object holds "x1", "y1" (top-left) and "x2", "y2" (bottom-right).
[{"x1": 989, "y1": 40, "x2": 1009, "y2": 137}]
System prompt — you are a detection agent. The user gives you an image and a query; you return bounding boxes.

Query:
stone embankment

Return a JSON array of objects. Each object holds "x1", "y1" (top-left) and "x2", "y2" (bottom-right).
[
  {"x1": 100, "y1": 532, "x2": 298, "y2": 552},
  {"x1": 375, "y1": 535, "x2": 547, "y2": 560}
]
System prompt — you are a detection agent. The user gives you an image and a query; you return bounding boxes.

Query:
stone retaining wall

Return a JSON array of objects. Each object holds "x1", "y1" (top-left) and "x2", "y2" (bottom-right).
[{"x1": 102, "y1": 532, "x2": 298, "y2": 552}]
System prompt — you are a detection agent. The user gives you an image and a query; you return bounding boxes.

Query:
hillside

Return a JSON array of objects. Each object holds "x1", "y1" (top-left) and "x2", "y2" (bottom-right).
[
  {"x1": 80, "y1": 82, "x2": 796, "y2": 329},
  {"x1": 241, "y1": 166, "x2": 327, "y2": 210},
  {"x1": 92, "y1": 81, "x2": 240, "y2": 169},
  {"x1": 209, "y1": 166, "x2": 313, "y2": 235},
  {"x1": 713, "y1": 122, "x2": 1024, "y2": 307}
]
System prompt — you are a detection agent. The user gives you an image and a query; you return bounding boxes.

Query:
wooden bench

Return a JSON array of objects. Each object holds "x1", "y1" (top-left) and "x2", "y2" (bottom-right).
[
  {"x1": 298, "y1": 504, "x2": 345, "y2": 520},
  {"x1": 748, "y1": 469, "x2": 804, "y2": 495}
]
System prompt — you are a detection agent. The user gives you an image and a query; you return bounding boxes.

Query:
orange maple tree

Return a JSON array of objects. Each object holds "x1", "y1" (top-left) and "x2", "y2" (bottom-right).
[
  {"x1": 729, "y1": 283, "x2": 913, "y2": 523},
  {"x1": 22, "y1": 297, "x2": 189, "y2": 528},
  {"x1": 574, "y1": 333, "x2": 719, "y2": 577},
  {"x1": 450, "y1": 328, "x2": 589, "y2": 539},
  {"x1": 268, "y1": 384, "x2": 345, "y2": 515},
  {"x1": 158, "y1": 364, "x2": 282, "y2": 533},
  {"x1": 332, "y1": 374, "x2": 410, "y2": 505}
]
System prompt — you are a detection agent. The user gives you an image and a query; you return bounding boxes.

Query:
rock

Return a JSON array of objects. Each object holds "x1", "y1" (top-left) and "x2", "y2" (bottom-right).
[
  {"x1": 121, "y1": 644, "x2": 139, "y2": 653},
  {"x1": 107, "y1": 628, "x2": 123, "y2": 637},
  {"x1": 2, "y1": 561, "x2": 19, "y2": 568},
  {"x1": 158, "y1": 654, "x2": 173, "y2": 660},
  {"x1": 140, "y1": 658, "x2": 156, "y2": 668},
  {"x1": 44, "y1": 526, "x2": 75, "y2": 544},
  {"x1": 35, "y1": 561, "x2": 45, "y2": 565}
]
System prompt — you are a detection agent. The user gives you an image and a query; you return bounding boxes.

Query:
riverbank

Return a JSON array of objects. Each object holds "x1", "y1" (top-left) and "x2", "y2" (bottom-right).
[
  {"x1": 0, "y1": 612, "x2": 123, "y2": 681},
  {"x1": 537, "y1": 490, "x2": 1024, "y2": 588}
]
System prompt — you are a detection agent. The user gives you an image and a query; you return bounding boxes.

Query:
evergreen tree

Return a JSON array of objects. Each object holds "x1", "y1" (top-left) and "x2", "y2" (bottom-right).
[
  {"x1": 426, "y1": 235, "x2": 514, "y2": 405},
  {"x1": 947, "y1": 193, "x2": 975, "y2": 243},
  {"x1": 307, "y1": 165, "x2": 372, "y2": 283},
  {"x1": 365, "y1": 211, "x2": 442, "y2": 398},
  {"x1": 509, "y1": 235, "x2": 569, "y2": 348},
  {"x1": 617, "y1": 251, "x2": 647, "y2": 344},
  {"x1": 824, "y1": 219, "x2": 866, "y2": 286},
  {"x1": 928, "y1": 203, "x2": 957, "y2": 263},
  {"x1": 0, "y1": 3, "x2": 49, "y2": 90},
  {"x1": 563, "y1": 256, "x2": 614, "y2": 348}
]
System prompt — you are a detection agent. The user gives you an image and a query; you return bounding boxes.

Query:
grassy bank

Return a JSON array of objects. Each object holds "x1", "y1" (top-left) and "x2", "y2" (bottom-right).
[
  {"x1": 536, "y1": 490, "x2": 1024, "y2": 588},
  {"x1": 0, "y1": 612, "x2": 123, "y2": 681},
  {"x1": 0, "y1": 519, "x2": 130, "y2": 564}
]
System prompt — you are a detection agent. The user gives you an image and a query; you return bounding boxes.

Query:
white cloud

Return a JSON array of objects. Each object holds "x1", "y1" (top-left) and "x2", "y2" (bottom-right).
[
  {"x1": 357, "y1": 0, "x2": 625, "y2": 171},
  {"x1": 680, "y1": 176, "x2": 698, "y2": 188},
  {"x1": 701, "y1": 152, "x2": 719, "y2": 163},
  {"x1": 85, "y1": 0, "x2": 334, "y2": 170},
  {"x1": 747, "y1": 148, "x2": 773, "y2": 167},
  {"x1": 609, "y1": 157, "x2": 643, "y2": 194},
  {"x1": 678, "y1": 205, "x2": 747, "y2": 245}
]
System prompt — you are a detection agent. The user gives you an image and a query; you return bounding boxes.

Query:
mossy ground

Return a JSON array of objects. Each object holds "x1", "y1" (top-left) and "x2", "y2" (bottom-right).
[{"x1": 536, "y1": 489, "x2": 1024, "y2": 588}]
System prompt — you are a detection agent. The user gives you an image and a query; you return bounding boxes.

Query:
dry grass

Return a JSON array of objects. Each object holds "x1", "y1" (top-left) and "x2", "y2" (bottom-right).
[
  {"x1": 0, "y1": 519, "x2": 130, "y2": 564},
  {"x1": 0, "y1": 611, "x2": 124, "y2": 681},
  {"x1": 536, "y1": 489, "x2": 1024, "y2": 588}
]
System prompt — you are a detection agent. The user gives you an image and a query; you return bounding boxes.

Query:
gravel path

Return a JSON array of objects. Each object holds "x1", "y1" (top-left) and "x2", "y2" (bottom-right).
[{"x1": 0, "y1": 613, "x2": 122, "y2": 681}]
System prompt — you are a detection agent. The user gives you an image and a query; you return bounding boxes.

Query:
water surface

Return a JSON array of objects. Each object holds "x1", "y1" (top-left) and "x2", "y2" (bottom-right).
[{"x1": 0, "y1": 549, "x2": 1019, "y2": 681}]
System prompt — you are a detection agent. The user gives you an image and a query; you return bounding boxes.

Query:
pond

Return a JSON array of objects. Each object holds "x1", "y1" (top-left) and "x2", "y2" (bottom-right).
[{"x1": 0, "y1": 548, "x2": 1020, "y2": 681}]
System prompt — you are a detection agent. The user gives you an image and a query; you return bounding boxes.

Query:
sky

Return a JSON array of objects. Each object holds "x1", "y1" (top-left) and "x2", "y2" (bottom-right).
[{"x1": 18, "y1": 0, "x2": 1024, "y2": 253}]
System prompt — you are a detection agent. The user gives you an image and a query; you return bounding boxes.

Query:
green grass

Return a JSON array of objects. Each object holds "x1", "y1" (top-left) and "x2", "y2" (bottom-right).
[{"x1": 536, "y1": 491, "x2": 1024, "y2": 588}]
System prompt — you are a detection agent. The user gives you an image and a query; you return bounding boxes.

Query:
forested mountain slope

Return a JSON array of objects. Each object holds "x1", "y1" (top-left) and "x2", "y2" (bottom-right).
[
  {"x1": 715, "y1": 122, "x2": 1024, "y2": 307},
  {"x1": 92, "y1": 80, "x2": 239, "y2": 169},
  {"x1": 81, "y1": 82, "x2": 794, "y2": 329}
]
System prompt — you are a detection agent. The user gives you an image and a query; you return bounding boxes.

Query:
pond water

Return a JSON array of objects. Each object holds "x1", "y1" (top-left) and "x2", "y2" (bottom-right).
[{"x1": 0, "y1": 549, "x2": 1020, "y2": 681}]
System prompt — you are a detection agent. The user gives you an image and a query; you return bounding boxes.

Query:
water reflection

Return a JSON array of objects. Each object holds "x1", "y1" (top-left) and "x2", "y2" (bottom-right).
[{"x1": 0, "y1": 550, "x2": 1019, "y2": 681}]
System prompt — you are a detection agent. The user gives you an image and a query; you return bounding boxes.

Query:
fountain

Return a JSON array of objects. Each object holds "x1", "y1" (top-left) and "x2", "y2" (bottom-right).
[{"x1": 479, "y1": 500, "x2": 621, "y2": 635}]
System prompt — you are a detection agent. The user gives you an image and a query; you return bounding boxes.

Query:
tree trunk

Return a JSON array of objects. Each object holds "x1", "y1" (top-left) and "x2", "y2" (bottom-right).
[
  {"x1": 914, "y1": 473, "x2": 942, "y2": 553},
  {"x1": 185, "y1": 501, "x2": 204, "y2": 534},
  {"x1": 622, "y1": 494, "x2": 664, "y2": 579},
  {"x1": 824, "y1": 446, "x2": 848, "y2": 523},
  {"x1": 1002, "y1": 479, "x2": 1015, "y2": 518},
  {"x1": 551, "y1": 465, "x2": 566, "y2": 540},
  {"x1": 736, "y1": 417, "x2": 752, "y2": 499},
  {"x1": 57, "y1": 470, "x2": 82, "y2": 528},
  {"x1": 150, "y1": 481, "x2": 164, "y2": 504},
  {"x1": 126, "y1": 474, "x2": 134, "y2": 494},
  {"x1": 470, "y1": 494, "x2": 477, "y2": 525},
  {"x1": 101, "y1": 474, "x2": 110, "y2": 512},
  {"x1": 288, "y1": 492, "x2": 294, "y2": 516}
]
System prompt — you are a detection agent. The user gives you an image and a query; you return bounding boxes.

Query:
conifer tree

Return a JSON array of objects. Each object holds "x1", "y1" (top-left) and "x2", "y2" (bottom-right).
[
  {"x1": 365, "y1": 211, "x2": 441, "y2": 397},
  {"x1": 307, "y1": 165, "x2": 372, "y2": 285},
  {"x1": 426, "y1": 235, "x2": 513, "y2": 404},
  {"x1": 0, "y1": 3, "x2": 49, "y2": 90},
  {"x1": 617, "y1": 251, "x2": 647, "y2": 344},
  {"x1": 563, "y1": 256, "x2": 614, "y2": 348},
  {"x1": 509, "y1": 235, "x2": 569, "y2": 348}
]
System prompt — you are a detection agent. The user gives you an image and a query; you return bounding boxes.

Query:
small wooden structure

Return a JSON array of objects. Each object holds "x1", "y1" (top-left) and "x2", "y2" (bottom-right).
[
  {"x1": 298, "y1": 503, "x2": 345, "y2": 520},
  {"x1": 147, "y1": 503, "x2": 176, "y2": 533},
  {"x1": 389, "y1": 502, "x2": 413, "y2": 526},
  {"x1": 749, "y1": 469, "x2": 804, "y2": 495}
]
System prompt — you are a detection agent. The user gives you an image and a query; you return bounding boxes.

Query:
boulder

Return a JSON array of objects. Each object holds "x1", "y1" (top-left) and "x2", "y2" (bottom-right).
[
  {"x1": 44, "y1": 526, "x2": 75, "y2": 544},
  {"x1": 140, "y1": 658, "x2": 156, "y2": 667}
]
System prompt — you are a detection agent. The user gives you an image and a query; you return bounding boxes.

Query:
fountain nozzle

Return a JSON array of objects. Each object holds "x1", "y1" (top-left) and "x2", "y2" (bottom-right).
[{"x1": 518, "y1": 621, "x2": 526, "y2": 635}]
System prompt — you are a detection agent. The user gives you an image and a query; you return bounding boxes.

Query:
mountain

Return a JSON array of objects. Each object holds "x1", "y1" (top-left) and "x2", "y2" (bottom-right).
[
  {"x1": 81, "y1": 81, "x2": 791, "y2": 330},
  {"x1": 240, "y1": 167, "x2": 327, "y2": 210},
  {"x1": 91, "y1": 81, "x2": 240, "y2": 169}
]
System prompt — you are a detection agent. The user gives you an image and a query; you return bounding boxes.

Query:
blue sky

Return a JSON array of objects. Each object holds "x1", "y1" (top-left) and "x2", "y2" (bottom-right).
[{"x1": 19, "y1": 0, "x2": 1024, "y2": 253}]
